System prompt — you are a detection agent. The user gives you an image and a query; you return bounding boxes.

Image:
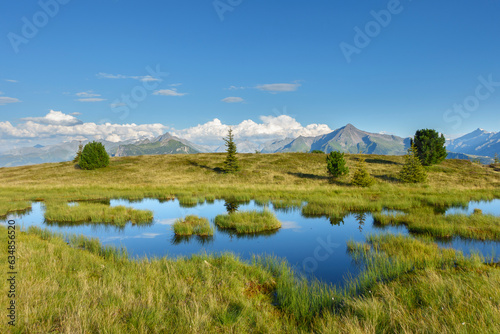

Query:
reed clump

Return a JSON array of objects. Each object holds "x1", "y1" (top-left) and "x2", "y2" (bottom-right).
[
  {"x1": 172, "y1": 215, "x2": 214, "y2": 236},
  {"x1": 215, "y1": 210, "x2": 282, "y2": 234}
]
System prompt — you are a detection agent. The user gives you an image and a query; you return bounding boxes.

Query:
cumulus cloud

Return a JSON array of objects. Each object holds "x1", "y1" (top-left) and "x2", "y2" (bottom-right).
[
  {"x1": 255, "y1": 82, "x2": 301, "y2": 93},
  {"x1": 1, "y1": 111, "x2": 331, "y2": 151},
  {"x1": 97, "y1": 72, "x2": 162, "y2": 82},
  {"x1": 2, "y1": 110, "x2": 167, "y2": 143},
  {"x1": 221, "y1": 97, "x2": 244, "y2": 103},
  {"x1": 171, "y1": 115, "x2": 331, "y2": 145},
  {"x1": 153, "y1": 89, "x2": 186, "y2": 96},
  {"x1": 21, "y1": 110, "x2": 83, "y2": 126}
]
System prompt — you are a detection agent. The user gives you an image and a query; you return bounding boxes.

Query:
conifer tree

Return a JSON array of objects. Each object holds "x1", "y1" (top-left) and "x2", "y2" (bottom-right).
[
  {"x1": 413, "y1": 129, "x2": 447, "y2": 166},
  {"x1": 351, "y1": 156, "x2": 375, "y2": 187},
  {"x1": 223, "y1": 128, "x2": 240, "y2": 173},
  {"x1": 398, "y1": 144, "x2": 427, "y2": 183},
  {"x1": 326, "y1": 151, "x2": 349, "y2": 178}
]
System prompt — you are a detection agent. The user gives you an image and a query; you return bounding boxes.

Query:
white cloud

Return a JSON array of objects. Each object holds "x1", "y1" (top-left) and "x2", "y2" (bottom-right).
[
  {"x1": 228, "y1": 85, "x2": 246, "y2": 90},
  {"x1": 0, "y1": 93, "x2": 21, "y2": 105},
  {"x1": 153, "y1": 89, "x2": 186, "y2": 97},
  {"x1": 76, "y1": 91, "x2": 100, "y2": 98},
  {"x1": 256, "y1": 82, "x2": 301, "y2": 93},
  {"x1": 221, "y1": 97, "x2": 244, "y2": 103},
  {"x1": 75, "y1": 91, "x2": 105, "y2": 102},
  {"x1": 169, "y1": 83, "x2": 182, "y2": 87},
  {"x1": 1, "y1": 111, "x2": 331, "y2": 152},
  {"x1": 171, "y1": 115, "x2": 331, "y2": 145},
  {"x1": 110, "y1": 102, "x2": 127, "y2": 108},
  {"x1": 97, "y1": 72, "x2": 162, "y2": 82},
  {"x1": 5, "y1": 79, "x2": 18, "y2": 83},
  {"x1": 70, "y1": 112, "x2": 81, "y2": 116},
  {"x1": 2, "y1": 110, "x2": 167, "y2": 142},
  {"x1": 76, "y1": 98, "x2": 106, "y2": 102},
  {"x1": 21, "y1": 110, "x2": 83, "y2": 126}
]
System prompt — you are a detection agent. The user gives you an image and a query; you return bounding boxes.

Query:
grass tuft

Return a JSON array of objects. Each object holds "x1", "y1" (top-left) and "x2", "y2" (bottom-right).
[
  {"x1": 172, "y1": 215, "x2": 214, "y2": 236},
  {"x1": 44, "y1": 201, "x2": 153, "y2": 226},
  {"x1": 215, "y1": 210, "x2": 282, "y2": 234}
]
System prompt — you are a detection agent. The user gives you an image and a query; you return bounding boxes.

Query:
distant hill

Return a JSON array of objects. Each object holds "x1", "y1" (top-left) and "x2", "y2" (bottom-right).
[
  {"x1": 0, "y1": 140, "x2": 127, "y2": 168},
  {"x1": 260, "y1": 124, "x2": 411, "y2": 155},
  {"x1": 446, "y1": 128, "x2": 500, "y2": 157},
  {"x1": 2, "y1": 125, "x2": 499, "y2": 167},
  {"x1": 446, "y1": 152, "x2": 494, "y2": 164},
  {"x1": 115, "y1": 133, "x2": 201, "y2": 156}
]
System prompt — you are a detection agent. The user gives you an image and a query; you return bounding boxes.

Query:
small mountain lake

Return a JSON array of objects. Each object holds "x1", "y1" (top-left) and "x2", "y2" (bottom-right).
[{"x1": 2, "y1": 199, "x2": 500, "y2": 286}]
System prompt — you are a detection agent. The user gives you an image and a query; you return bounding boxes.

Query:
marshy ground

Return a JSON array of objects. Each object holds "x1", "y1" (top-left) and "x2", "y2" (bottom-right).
[{"x1": 0, "y1": 153, "x2": 499, "y2": 332}]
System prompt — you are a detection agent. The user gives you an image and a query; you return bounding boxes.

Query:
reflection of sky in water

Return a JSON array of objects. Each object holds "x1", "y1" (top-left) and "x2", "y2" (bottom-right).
[
  {"x1": 2, "y1": 199, "x2": 500, "y2": 286},
  {"x1": 445, "y1": 199, "x2": 500, "y2": 216}
]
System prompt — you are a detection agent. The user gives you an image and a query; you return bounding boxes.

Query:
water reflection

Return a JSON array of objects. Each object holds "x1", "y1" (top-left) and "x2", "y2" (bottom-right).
[
  {"x1": 1, "y1": 199, "x2": 499, "y2": 286},
  {"x1": 171, "y1": 234, "x2": 214, "y2": 246},
  {"x1": 224, "y1": 198, "x2": 240, "y2": 214},
  {"x1": 216, "y1": 225, "x2": 280, "y2": 239}
]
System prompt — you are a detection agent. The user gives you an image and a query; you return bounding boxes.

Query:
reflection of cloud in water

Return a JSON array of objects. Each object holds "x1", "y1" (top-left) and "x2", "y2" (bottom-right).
[
  {"x1": 155, "y1": 218, "x2": 177, "y2": 225},
  {"x1": 102, "y1": 233, "x2": 162, "y2": 242},
  {"x1": 279, "y1": 221, "x2": 302, "y2": 230}
]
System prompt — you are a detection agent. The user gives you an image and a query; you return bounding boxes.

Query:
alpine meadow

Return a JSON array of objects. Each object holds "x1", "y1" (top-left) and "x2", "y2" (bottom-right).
[{"x1": 2, "y1": 1, "x2": 500, "y2": 333}]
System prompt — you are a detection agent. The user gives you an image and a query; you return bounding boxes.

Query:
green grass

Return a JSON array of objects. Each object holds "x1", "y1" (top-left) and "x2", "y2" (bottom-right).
[
  {"x1": 215, "y1": 210, "x2": 282, "y2": 234},
  {"x1": 0, "y1": 154, "x2": 499, "y2": 216},
  {"x1": 373, "y1": 209, "x2": 500, "y2": 240},
  {"x1": 173, "y1": 215, "x2": 214, "y2": 236},
  {"x1": 2, "y1": 226, "x2": 499, "y2": 333},
  {"x1": 44, "y1": 201, "x2": 153, "y2": 226},
  {"x1": 0, "y1": 153, "x2": 499, "y2": 331}
]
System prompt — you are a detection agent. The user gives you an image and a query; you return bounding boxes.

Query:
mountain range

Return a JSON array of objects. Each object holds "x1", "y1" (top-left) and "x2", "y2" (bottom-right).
[
  {"x1": 1, "y1": 124, "x2": 498, "y2": 167},
  {"x1": 446, "y1": 128, "x2": 500, "y2": 158}
]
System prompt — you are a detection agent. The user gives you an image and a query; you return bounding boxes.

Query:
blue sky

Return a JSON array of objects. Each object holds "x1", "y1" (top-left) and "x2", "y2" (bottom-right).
[{"x1": 1, "y1": 0, "x2": 500, "y2": 148}]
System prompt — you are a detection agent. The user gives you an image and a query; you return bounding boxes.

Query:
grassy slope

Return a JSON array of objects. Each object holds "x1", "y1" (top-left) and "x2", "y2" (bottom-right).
[{"x1": 0, "y1": 153, "x2": 499, "y2": 207}]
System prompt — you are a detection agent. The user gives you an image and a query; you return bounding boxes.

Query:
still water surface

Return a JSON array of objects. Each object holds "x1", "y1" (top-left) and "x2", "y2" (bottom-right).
[{"x1": 2, "y1": 199, "x2": 499, "y2": 285}]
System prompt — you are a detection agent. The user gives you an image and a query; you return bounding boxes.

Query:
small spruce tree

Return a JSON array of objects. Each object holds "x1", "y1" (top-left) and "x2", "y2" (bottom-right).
[
  {"x1": 494, "y1": 153, "x2": 499, "y2": 164},
  {"x1": 78, "y1": 141, "x2": 110, "y2": 170},
  {"x1": 398, "y1": 144, "x2": 427, "y2": 183},
  {"x1": 72, "y1": 142, "x2": 83, "y2": 163},
  {"x1": 351, "y1": 156, "x2": 375, "y2": 187},
  {"x1": 223, "y1": 128, "x2": 240, "y2": 173},
  {"x1": 326, "y1": 151, "x2": 349, "y2": 178}
]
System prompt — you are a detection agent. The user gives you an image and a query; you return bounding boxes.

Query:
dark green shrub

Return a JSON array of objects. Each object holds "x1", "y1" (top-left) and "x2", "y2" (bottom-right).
[
  {"x1": 326, "y1": 151, "x2": 349, "y2": 178},
  {"x1": 311, "y1": 150, "x2": 324, "y2": 154},
  {"x1": 78, "y1": 141, "x2": 110, "y2": 170},
  {"x1": 413, "y1": 129, "x2": 447, "y2": 166},
  {"x1": 72, "y1": 142, "x2": 83, "y2": 163}
]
